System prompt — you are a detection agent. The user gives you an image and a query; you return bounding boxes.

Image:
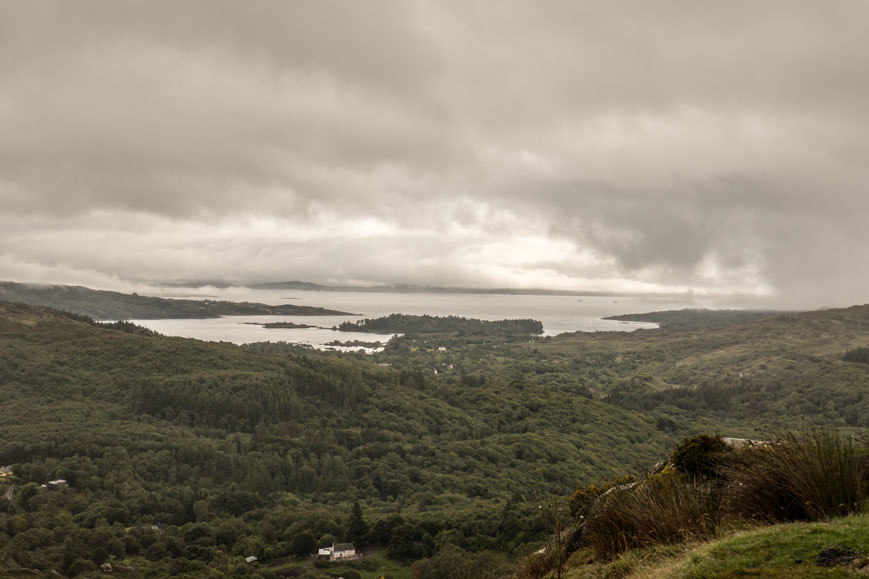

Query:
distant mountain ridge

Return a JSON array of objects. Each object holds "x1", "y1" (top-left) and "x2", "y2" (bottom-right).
[
  {"x1": 0, "y1": 281, "x2": 353, "y2": 320},
  {"x1": 160, "y1": 279, "x2": 641, "y2": 297}
]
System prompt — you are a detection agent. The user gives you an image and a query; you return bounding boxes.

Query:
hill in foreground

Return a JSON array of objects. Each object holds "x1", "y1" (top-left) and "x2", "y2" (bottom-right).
[{"x1": 565, "y1": 514, "x2": 869, "y2": 578}]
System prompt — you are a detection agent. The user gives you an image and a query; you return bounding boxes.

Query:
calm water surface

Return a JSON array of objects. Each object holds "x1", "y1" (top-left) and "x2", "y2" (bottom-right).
[{"x1": 129, "y1": 288, "x2": 734, "y2": 348}]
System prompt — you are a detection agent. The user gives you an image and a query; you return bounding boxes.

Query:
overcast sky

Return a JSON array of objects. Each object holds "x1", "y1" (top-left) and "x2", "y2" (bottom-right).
[{"x1": 2, "y1": 1, "x2": 867, "y2": 307}]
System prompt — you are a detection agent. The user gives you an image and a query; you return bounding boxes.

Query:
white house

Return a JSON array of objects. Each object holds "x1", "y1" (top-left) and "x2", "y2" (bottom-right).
[
  {"x1": 317, "y1": 543, "x2": 358, "y2": 561},
  {"x1": 333, "y1": 543, "x2": 356, "y2": 560}
]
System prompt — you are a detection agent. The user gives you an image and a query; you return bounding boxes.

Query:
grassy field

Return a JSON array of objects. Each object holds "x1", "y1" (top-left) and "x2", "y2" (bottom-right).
[
  {"x1": 564, "y1": 515, "x2": 869, "y2": 578},
  {"x1": 265, "y1": 550, "x2": 413, "y2": 579}
]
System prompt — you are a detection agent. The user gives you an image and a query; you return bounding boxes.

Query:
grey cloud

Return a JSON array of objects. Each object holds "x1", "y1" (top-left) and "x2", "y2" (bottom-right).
[
  {"x1": 1, "y1": 1, "x2": 867, "y2": 306},
  {"x1": 1, "y1": 1, "x2": 442, "y2": 91}
]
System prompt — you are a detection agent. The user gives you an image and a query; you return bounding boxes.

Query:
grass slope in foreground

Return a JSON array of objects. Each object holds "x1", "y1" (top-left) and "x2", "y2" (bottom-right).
[{"x1": 567, "y1": 515, "x2": 869, "y2": 578}]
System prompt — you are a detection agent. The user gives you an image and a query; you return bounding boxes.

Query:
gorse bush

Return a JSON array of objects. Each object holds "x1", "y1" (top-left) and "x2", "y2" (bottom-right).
[
  {"x1": 721, "y1": 429, "x2": 866, "y2": 522},
  {"x1": 670, "y1": 433, "x2": 731, "y2": 478}
]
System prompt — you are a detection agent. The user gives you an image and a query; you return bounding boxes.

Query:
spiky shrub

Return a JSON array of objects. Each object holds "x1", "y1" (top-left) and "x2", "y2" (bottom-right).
[
  {"x1": 583, "y1": 472, "x2": 720, "y2": 559},
  {"x1": 670, "y1": 433, "x2": 731, "y2": 478},
  {"x1": 721, "y1": 429, "x2": 866, "y2": 522}
]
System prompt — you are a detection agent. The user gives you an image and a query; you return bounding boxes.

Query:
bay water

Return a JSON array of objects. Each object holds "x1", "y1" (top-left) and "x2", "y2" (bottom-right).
[{"x1": 127, "y1": 287, "x2": 736, "y2": 349}]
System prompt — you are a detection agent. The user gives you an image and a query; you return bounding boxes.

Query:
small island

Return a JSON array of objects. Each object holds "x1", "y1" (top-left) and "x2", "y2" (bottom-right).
[
  {"x1": 243, "y1": 321, "x2": 319, "y2": 329},
  {"x1": 324, "y1": 339, "x2": 384, "y2": 348},
  {"x1": 337, "y1": 313, "x2": 544, "y2": 335}
]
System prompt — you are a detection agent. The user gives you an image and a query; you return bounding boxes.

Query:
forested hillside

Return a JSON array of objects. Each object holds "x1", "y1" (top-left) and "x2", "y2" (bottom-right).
[
  {"x1": 0, "y1": 281, "x2": 351, "y2": 320},
  {"x1": 370, "y1": 305, "x2": 869, "y2": 433},
  {"x1": 0, "y1": 301, "x2": 867, "y2": 577},
  {"x1": 602, "y1": 308, "x2": 783, "y2": 329}
]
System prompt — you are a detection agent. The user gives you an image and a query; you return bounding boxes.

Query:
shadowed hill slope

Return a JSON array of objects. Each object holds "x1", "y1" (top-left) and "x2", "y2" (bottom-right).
[{"x1": 0, "y1": 281, "x2": 352, "y2": 319}]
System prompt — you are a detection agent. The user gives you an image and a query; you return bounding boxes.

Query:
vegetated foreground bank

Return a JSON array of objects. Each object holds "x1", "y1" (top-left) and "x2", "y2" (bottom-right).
[
  {"x1": 525, "y1": 430, "x2": 869, "y2": 578},
  {"x1": 0, "y1": 281, "x2": 353, "y2": 320},
  {"x1": 0, "y1": 300, "x2": 867, "y2": 578}
]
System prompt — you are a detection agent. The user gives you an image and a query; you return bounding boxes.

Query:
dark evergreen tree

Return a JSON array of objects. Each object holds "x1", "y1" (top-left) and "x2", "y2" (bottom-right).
[{"x1": 347, "y1": 500, "x2": 368, "y2": 546}]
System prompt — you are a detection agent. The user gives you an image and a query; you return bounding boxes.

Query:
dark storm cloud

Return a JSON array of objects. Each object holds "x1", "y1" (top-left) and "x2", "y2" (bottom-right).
[{"x1": 1, "y1": 0, "x2": 867, "y2": 306}]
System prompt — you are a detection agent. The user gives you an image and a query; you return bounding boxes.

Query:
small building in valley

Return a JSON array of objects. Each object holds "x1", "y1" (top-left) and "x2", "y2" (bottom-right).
[{"x1": 317, "y1": 542, "x2": 358, "y2": 561}]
